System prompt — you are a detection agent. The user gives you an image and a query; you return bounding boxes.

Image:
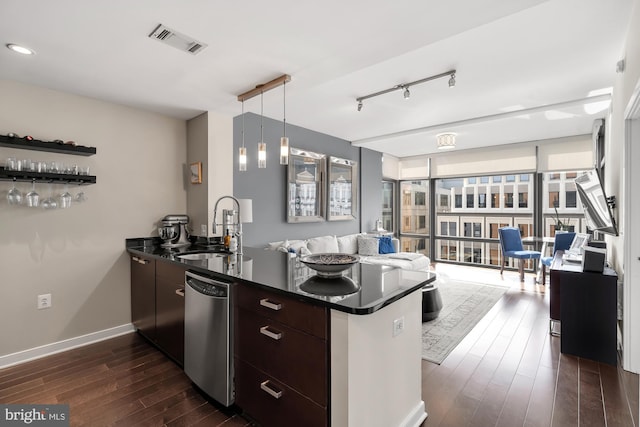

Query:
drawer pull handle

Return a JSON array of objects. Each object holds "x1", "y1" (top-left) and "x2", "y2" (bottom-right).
[
  {"x1": 259, "y1": 298, "x2": 282, "y2": 311},
  {"x1": 260, "y1": 326, "x2": 282, "y2": 340},
  {"x1": 260, "y1": 380, "x2": 283, "y2": 399},
  {"x1": 132, "y1": 256, "x2": 149, "y2": 265},
  {"x1": 175, "y1": 288, "x2": 185, "y2": 297}
]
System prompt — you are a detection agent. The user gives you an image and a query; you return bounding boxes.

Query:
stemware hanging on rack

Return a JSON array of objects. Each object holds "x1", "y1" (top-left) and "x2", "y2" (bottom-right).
[
  {"x1": 41, "y1": 184, "x2": 57, "y2": 210},
  {"x1": 7, "y1": 178, "x2": 22, "y2": 205},
  {"x1": 25, "y1": 179, "x2": 39, "y2": 207}
]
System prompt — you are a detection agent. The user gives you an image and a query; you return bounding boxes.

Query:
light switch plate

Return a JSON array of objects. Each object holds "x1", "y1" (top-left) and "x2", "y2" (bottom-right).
[{"x1": 393, "y1": 316, "x2": 404, "y2": 337}]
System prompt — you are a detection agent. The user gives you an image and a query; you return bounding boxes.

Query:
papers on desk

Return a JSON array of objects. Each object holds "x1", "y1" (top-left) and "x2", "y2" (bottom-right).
[{"x1": 562, "y1": 251, "x2": 583, "y2": 264}]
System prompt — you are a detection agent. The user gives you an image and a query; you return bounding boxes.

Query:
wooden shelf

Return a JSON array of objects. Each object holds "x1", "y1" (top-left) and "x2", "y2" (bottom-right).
[
  {"x1": 0, "y1": 134, "x2": 96, "y2": 156},
  {"x1": 0, "y1": 167, "x2": 96, "y2": 185}
]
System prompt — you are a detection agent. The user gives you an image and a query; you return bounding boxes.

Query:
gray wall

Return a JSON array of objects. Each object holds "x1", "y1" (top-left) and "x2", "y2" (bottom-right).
[{"x1": 234, "y1": 113, "x2": 382, "y2": 246}]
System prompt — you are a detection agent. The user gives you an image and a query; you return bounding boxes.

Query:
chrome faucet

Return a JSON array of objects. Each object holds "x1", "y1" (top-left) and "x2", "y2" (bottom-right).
[{"x1": 213, "y1": 195, "x2": 243, "y2": 254}]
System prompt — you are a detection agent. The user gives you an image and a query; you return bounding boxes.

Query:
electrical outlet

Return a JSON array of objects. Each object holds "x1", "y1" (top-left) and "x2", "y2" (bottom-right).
[
  {"x1": 37, "y1": 293, "x2": 52, "y2": 310},
  {"x1": 392, "y1": 316, "x2": 405, "y2": 337},
  {"x1": 200, "y1": 224, "x2": 207, "y2": 235}
]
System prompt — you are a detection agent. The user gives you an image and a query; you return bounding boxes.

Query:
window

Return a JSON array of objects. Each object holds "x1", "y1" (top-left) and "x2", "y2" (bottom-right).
[
  {"x1": 480, "y1": 176, "x2": 489, "y2": 184},
  {"x1": 463, "y1": 222, "x2": 481, "y2": 237},
  {"x1": 549, "y1": 173, "x2": 560, "y2": 180},
  {"x1": 440, "y1": 221, "x2": 457, "y2": 236},
  {"x1": 478, "y1": 193, "x2": 487, "y2": 208},
  {"x1": 491, "y1": 192, "x2": 499, "y2": 208},
  {"x1": 400, "y1": 180, "x2": 429, "y2": 237},
  {"x1": 381, "y1": 180, "x2": 395, "y2": 233},
  {"x1": 466, "y1": 194, "x2": 474, "y2": 208},
  {"x1": 439, "y1": 194, "x2": 448, "y2": 208},
  {"x1": 549, "y1": 192, "x2": 560, "y2": 208},
  {"x1": 418, "y1": 215, "x2": 426, "y2": 229},
  {"x1": 468, "y1": 177, "x2": 477, "y2": 184},
  {"x1": 566, "y1": 190, "x2": 577, "y2": 208},
  {"x1": 518, "y1": 192, "x2": 528, "y2": 208},
  {"x1": 504, "y1": 193, "x2": 514, "y2": 208},
  {"x1": 566, "y1": 172, "x2": 577, "y2": 179},
  {"x1": 455, "y1": 194, "x2": 462, "y2": 208},
  {"x1": 492, "y1": 176, "x2": 502, "y2": 183},
  {"x1": 506, "y1": 175, "x2": 516, "y2": 182},
  {"x1": 520, "y1": 174, "x2": 530, "y2": 182}
]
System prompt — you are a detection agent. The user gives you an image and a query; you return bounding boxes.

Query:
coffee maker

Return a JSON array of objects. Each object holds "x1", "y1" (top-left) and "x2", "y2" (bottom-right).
[{"x1": 158, "y1": 214, "x2": 191, "y2": 248}]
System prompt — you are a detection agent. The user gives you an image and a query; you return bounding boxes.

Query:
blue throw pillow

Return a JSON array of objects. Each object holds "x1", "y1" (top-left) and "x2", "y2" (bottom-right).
[{"x1": 378, "y1": 236, "x2": 395, "y2": 254}]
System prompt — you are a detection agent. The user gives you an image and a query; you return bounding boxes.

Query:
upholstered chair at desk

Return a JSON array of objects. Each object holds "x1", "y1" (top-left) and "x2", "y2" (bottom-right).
[
  {"x1": 498, "y1": 227, "x2": 541, "y2": 282},
  {"x1": 540, "y1": 231, "x2": 576, "y2": 286}
]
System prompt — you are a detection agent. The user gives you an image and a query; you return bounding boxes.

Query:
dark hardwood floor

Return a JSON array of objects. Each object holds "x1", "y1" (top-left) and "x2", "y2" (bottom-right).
[
  {"x1": 1, "y1": 266, "x2": 637, "y2": 427},
  {"x1": 421, "y1": 266, "x2": 639, "y2": 427},
  {"x1": 0, "y1": 333, "x2": 249, "y2": 427}
]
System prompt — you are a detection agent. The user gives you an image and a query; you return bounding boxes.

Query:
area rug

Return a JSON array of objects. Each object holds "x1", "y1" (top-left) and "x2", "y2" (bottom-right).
[{"x1": 422, "y1": 277, "x2": 508, "y2": 364}]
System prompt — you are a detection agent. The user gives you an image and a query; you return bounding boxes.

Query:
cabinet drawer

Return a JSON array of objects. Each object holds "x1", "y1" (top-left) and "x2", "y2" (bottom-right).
[
  {"x1": 235, "y1": 283, "x2": 328, "y2": 339},
  {"x1": 236, "y1": 307, "x2": 327, "y2": 406},
  {"x1": 235, "y1": 358, "x2": 327, "y2": 427}
]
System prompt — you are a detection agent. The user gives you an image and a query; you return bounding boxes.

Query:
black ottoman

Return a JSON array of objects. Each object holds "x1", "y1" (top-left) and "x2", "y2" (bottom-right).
[{"x1": 422, "y1": 284, "x2": 443, "y2": 322}]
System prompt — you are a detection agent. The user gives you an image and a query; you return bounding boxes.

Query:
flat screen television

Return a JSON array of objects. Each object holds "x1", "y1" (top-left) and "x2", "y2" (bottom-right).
[{"x1": 574, "y1": 170, "x2": 618, "y2": 236}]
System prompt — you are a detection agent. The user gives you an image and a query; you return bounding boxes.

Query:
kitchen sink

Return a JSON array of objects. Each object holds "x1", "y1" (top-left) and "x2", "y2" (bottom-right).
[{"x1": 176, "y1": 252, "x2": 227, "y2": 260}]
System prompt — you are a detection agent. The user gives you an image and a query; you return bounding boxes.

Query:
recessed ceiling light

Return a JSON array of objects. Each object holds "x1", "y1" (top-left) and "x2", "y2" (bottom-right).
[{"x1": 6, "y1": 43, "x2": 35, "y2": 55}]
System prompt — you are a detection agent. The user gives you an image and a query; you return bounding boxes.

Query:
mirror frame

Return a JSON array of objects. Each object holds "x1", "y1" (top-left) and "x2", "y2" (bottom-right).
[
  {"x1": 327, "y1": 156, "x2": 357, "y2": 221},
  {"x1": 286, "y1": 147, "x2": 326, "y2": 223}
]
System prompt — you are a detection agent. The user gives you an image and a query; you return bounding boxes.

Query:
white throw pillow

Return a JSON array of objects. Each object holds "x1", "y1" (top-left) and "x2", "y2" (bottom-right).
[
  {"x1": 357, "y1": 236, "x2": 379, "y2": 256},
  {"x1": 266, "y1": 240, "x2": 287, "y2": 250},
  {"x1": 337, "y1": 234, "x2": 360, "y2": 254},
  {"x1": 306, "y1": 235, "x2": 339, "y2": 253}
]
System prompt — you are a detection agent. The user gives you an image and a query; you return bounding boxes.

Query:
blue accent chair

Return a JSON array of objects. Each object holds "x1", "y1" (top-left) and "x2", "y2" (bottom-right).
[
  {"x1": 540, "y1": 232, "x2": 576, "y2": 286},
  {"x1": 498, "y1": 227, "x2": 541, "y2": 282}
]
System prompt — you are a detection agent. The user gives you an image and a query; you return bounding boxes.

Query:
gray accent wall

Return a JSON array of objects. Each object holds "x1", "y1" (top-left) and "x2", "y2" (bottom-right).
[{"x1": 234, "y1": 113, "x2": 382, "y2": 247}]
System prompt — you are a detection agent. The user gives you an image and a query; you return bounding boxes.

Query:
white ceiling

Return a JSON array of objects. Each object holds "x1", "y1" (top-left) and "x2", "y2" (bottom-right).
[{"x1": 0, "y1": 0, "x2": 633, "y2": 158}]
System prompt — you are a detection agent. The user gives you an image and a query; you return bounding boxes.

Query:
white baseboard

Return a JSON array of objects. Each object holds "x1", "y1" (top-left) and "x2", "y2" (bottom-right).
[
  {"x1": 400, "y1": 401, "x2": 428, "y2": 427},
  {"x1": 0, "y1": 323, "x2": 135, "y2": 369}
]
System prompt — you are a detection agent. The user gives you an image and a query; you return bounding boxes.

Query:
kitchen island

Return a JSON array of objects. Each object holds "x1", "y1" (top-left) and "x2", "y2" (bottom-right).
[{"x1": 127, "y1": 239, "x2": 436, "y2": 427}]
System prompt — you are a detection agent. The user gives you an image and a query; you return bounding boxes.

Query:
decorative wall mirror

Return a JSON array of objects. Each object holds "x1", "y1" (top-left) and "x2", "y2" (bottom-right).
[
  {"x1": 328, "y1": 156, "x2": 357, "y2": 221},
  {"x1": 287, "y1": 147, "x2": 326, "y2": 223}
]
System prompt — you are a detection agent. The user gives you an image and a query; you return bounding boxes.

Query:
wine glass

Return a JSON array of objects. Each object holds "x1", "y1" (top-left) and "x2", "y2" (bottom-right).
[
  {"x1": 59, "y1": 184, "x2": 72, "y2": 209},
  {"x1": 7, "y1": 179, "x2": 22, "y2": 205},
  {"x1": 25, "y1": 180, "x2": 39, "y2": 207},
  {"x1": 75, "y1": 190, "x2": 87, "y2": 203},
  {"x1": 41, "y1": 184, "x2": 57, "y2": 210}
]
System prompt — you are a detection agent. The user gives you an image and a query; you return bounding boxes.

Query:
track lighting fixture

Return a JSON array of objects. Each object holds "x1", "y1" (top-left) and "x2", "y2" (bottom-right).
[{"x1": 356, "y1": 69, "x2": 456, "y2": 111}]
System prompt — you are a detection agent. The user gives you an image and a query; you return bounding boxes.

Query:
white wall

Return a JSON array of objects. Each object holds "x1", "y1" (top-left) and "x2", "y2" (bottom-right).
[{"x1": 0, "y1": 80, "x2": 186, "y2": 357}]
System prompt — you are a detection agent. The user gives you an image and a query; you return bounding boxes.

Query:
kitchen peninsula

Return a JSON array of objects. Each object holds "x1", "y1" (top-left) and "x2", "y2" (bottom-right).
[{"x1": 127, "y1": 240, "x2": 436, "y2": 427}]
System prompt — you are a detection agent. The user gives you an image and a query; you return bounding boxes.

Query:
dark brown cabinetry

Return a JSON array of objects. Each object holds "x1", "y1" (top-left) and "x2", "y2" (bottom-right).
[
  {"x1": 155, "y1": 261, "x2": 187, "y2": 365},
  {"x1": 234, "y1": 283, "x2": 329, "y2": 427},
  {"x1": 130, "y1": 255, "x2": 186, "y2": 365},
  {"x1": 130, "y1": 255, "x2": 156, "y2": 341},
  {"x1": 550, "y1": 251, "x2": 618, "y2": 365}
]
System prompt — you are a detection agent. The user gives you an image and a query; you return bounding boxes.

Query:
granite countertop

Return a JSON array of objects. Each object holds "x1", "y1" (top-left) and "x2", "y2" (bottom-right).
[{"x1": 126, "y1": 238, "x2": 436, "y2": 315}]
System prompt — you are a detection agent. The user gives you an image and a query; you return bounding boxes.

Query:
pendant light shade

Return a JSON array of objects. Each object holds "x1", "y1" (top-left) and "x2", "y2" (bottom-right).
[
  {"x1": 280, "y1": 81, "x2": 289, "y2": 165},
  {"x1": 239, "y1": 100, "x2": 247, "y2": 171},
  {"x1": 258, "y1": 92, "x2": 266, "y2": 168},
  {"x1": 258, "y1": 142, "x2": 267, "y2": 168},
  {"x1": 239, "y1": 146, "x2": 247, "y2": 171}
]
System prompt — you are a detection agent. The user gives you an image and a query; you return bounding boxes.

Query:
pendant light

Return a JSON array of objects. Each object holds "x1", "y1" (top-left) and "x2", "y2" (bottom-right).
[
  {"x1": 258, "y1": 91, "x2": 266, "y2": 168},
  {"x1": 239, "y1": 100, "x2": 247, "y2": 171},
  {"x1": 280, "y1": 81, "x2": 289, "y2": 165}
]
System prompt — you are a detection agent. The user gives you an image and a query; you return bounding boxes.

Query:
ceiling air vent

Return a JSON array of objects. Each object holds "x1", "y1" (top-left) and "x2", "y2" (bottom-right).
[{"x1": 148, "y1": 24, "x2": 208, "y2": 55}]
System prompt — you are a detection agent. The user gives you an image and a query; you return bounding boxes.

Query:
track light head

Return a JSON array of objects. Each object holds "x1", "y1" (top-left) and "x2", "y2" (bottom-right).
[
  {"x1": 448, "y1": 73, "x2": 456, "y2": 88},
  {"x1": 357, "y1": 100, "x2": 363, "y2": 111},
  {"x1": 403, "y1": 86, "x2": 410, "y2": 100}
]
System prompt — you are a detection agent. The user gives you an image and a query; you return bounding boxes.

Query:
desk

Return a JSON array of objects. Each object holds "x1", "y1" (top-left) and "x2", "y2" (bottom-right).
[{"x1": 549, "y1": 251, "x2": 618, "y2": 365}]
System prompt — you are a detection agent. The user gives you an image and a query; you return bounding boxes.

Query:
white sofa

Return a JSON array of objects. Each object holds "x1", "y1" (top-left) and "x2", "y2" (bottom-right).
[{"x1": 266, "y1": 233, "x2": 431, "y2": 271}]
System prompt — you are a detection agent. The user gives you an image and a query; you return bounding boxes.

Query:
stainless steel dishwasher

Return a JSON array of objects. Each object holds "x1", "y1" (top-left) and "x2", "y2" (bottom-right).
[{"x1": 184, "y1": 270, "x2": 233, "y2": 406}]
